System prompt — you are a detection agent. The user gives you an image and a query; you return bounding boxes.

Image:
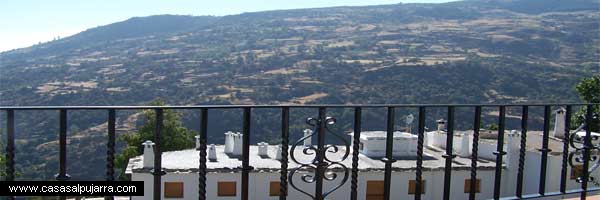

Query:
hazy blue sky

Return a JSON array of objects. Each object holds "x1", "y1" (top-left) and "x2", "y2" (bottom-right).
[{"x1": 0, "y1": 0, "x2": 456, "y2": 52}]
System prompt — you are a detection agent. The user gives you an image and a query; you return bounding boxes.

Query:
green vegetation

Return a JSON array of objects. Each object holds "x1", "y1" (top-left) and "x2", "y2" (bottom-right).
[
  {"x1": 573, "y1": 75, "x2": 600, "y2": 132},
  {"x1": 115, "y1": 99, "x2": 196, "y2": 180}
]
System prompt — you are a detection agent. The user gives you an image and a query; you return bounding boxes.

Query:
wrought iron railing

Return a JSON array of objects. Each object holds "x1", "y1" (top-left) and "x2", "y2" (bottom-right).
[{"x1": 0, "y1": 103, "x2": 599, "y2": 200}]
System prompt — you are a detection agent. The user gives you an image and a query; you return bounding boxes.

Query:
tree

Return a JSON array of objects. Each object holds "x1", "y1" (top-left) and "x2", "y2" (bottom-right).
[
  {"x1": 115, "y1": 99, "x2": 197, "y2": 179},
  {"x1": 573, "y1": 75, "x2": 600, "y2": 132}
]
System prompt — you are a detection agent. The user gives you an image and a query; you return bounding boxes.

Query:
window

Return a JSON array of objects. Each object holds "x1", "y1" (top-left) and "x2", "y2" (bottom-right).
[
  {"x1": 408, "y1": 180, "x2": 426, "y2": 195},
  {"x1": 218, "y1": 182, "x2": 236, "y2": 196},
  {"x1": 269, "y1": 181, "x2": 286, "y2": 196},
  {"x1": 164, "y1": 182, "x2": 184, "y2": 198},
  {"x1": 571, "y1": 165, "x2": 584, "y2": 180},
  {"x1": 464, "y1": 179, "x2": 481, "y2": 193},
  {"x1": 366, "y1": 180, "x2": 384, "y2": 200}
]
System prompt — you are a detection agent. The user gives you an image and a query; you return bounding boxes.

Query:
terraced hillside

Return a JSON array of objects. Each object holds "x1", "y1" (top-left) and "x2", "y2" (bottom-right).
[{"x1": 0, "y1": 0, "x2": 598, "y2": 180}]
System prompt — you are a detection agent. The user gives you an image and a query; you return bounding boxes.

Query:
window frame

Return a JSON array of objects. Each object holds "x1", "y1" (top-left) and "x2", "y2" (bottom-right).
[
  {"x1": 163, "y1": 182, "x2": 184, "y2": 198},
  {"x1": 217, "y1": 181, "x2": 237, "y2": 197}
]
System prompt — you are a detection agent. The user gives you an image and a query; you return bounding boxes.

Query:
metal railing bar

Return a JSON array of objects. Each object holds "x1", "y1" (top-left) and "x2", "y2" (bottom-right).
[
  {"x1": 469, "y1": 106, "x2": 481, "y2": 200},
  {"x1": 538, "y1": 106, "x2": 552, "y2": 195},
  {"x1": 5, "y1": 110, "x2": 15, "y2": 182},
  {"x1": 383, "y1": 107, "x2": 396, "y2": 200},
  {"x1": 559, "y1": 106, "x2": 571, "y2": 194},
  {"x1": 198, "y1": 108, "x2": 208, "y2": 200},
  {"x1": 443, "y1": 106, "x2": 456, "y2": 200},
  {"x1": 152, "y1": 109, "x2": 164, "y2": 200},
  {"x1": 55, "y1": 109, "x2": 70, "y2": 181},
  {"x1": 1, "y1": 103, "x2": 598, "y2": 110},
  {"x1": 350, "y1": 107, "x2": 362, "y2": 200},
  {"x1": 493, "y1": 106, "x2": 506, "y2": 200},
  {"x1": 105, "y1": 109, "x2": 116, "y2": 200},
  {"x1": 516, "y1": 106, "x2": 528, "y2": 198},
  {"x1": 315, "y1": 107, "x2": 327, "y2": 200},
  {"x1": 415, "y1": 106, "x2": 426, "y2": 200},
  {"x1": 580, "y1": 105, "x2": 594, "y2": 199},
  {"x1": 279, "y1": 107, "x2": 289, "y2": 200},
  {"x1": 242, "y1": 107, "x2": 252, "y2": 200}
]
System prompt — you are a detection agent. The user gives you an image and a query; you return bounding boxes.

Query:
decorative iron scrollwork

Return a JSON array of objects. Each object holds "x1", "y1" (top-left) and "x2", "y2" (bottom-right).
[
  {"x1": 289, "y1": 116, "x2": 350, "y2": 200},
  {"x1": 568, "y1": 123, "x2": 600, "y2": 183}
]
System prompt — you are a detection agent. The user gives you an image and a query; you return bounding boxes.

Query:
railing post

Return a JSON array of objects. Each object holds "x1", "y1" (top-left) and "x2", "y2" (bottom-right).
[
  {"x1": 516, "y1": 106, "x2": 528, "y2": 198},
  {"x1": 5, "y1": 110, "x2": 15, "y2": 200},
  {"x1": 198, "y1": 108, "x2": 208, "y2": 200},
  {"x1": 559, "y1": 106, "x2": 571, "y2": 194},
  {"x1": 442, "y1": 106, "x2": 456, "y2": 200},
  {"x1": 383, "y1": 107, "x2": 396, "y2": 200},
  {"x1": 415, "y1": 106, "x2": 425, "y2": 200},
  {"x1": 242, "y1": 107, "x2": 252, "y2": 200},
  {"x1": 493, "y1": 106, "x2": 506, "y2": 200},
  {"x1": 315, "y1": 107, "x2": 327, "y2": 200},
  {"x1": 152, "y1": 109, "x2": 165, "y2": 200},
  {"x1": 580, "y1": 105, "x2": 594, "y2": 199},
  {"x1": 279, "y1": 107, "x2": 289, "y2": 200},
  {"x1": 538, "y1": 106, "x2": 552, "y2": 195},
  {"x1": 469, "y1": 106, "x2": 481, "y2": 200},
  {"x1": 105, "y1": 109, "x2": 116, "y2": 200},
  {"x1": 350, "y1": 107, "x2": 362, "y2": 200},
  {"x1": 55, "y1": 109, "x2": 71, "y2": 181},
  {"x1": 5, "y1": 110, "x2": 15, "y2": 182}
]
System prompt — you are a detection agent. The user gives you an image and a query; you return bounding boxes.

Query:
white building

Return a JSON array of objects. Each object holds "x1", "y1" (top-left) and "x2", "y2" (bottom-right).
[{"x1": 126, "y1": 112, "x2": 597, "y2": 200}]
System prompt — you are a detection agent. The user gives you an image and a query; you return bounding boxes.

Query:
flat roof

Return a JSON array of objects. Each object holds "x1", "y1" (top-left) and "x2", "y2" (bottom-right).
[{"x1": 127, "y1": 144, "x2": 498, "y2": 174}]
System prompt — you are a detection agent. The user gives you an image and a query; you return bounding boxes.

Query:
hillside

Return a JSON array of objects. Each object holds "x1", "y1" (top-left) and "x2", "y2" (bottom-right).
[{"x1": 0, "y1": 0, "x2": 598, "y2": 180}]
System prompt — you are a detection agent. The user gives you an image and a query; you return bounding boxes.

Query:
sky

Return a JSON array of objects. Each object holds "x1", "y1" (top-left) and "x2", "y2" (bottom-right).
[{"x1": 0, "y1": 0, "x2": 456, "y2": 52}]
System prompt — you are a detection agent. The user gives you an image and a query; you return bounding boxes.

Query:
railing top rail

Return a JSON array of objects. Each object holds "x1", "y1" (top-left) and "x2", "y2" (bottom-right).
[{"x1": 0, "y1": 103, "x2": 598, "y2": 110}]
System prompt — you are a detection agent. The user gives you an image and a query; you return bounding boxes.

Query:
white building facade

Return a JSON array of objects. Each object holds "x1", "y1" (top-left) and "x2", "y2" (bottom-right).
[{"x1": 127, "y1": 112, "x2": 595, "y2": 200}]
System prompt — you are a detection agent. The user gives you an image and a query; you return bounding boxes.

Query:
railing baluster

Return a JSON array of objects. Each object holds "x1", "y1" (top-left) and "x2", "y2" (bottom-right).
[
  {"x1": 383, "y1": 107, "x2": 396, "y2": 200},
  {"x1": 152, "y1": 109, "x2": 164, "y2": 200},
  {"x1": 580, "y1": 105, "x2": 593, "y2": 199},
  {"x1": 242, "y1": 107, "x2": 252, "y2": 200},
  {"x1": 559, "y1": 106, "x2": 571, "y2": 193},
  {"x1": 315, "y1": 107, "x2": 327, "y2": 200},
  {"x1": 198, "y1": 108, "x2": 208, "y2": 200},
  {"x1": 538, "y1": 106, "x2": 552, "y2": 195},
  {"x1": 105, "y1": 109, "x2": 116, "y2": 200},
  {"x1": 5, "y1": 110, "x2": 15, "y2": 200},
  {"x1": 415, "y1": 106, "x2": 425, "y2": 200},
  {"x1": 5, "y1": 110, "x2": 15, "y2": 182},
  {"x1": 279, "y1": 107, "x2": 289, "y2": 200},
  {"x1": 56, "y1": 109, "x2": 69, "y2": 200},
  {"x1": 493, "y1": 106, "x2": 506, "y2": 200},
  {"x1": 443, "y1": 106, "x2": 456, "y2": 200},
  {"x1": 55, "y1": 109, "x2": 71, "y2": 181},
  {"x1": 469, "y1": 106, "x2": 481, "y2": 200},
  {"x1": 350, "y1": 107, "x2": 362, "y2": 200},
  {"x1": 516, "y1": 106, "x2": 528, "y2": 198}
]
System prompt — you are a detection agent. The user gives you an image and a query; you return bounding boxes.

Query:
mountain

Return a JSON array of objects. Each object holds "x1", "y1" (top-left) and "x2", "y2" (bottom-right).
[{"x1": 0, "y1": 0, "x2": 598, "y2": 180}]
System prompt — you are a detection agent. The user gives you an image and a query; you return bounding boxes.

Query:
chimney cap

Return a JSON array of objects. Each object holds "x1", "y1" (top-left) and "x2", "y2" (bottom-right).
[{"x1": 142, "y1": 140, "x2": 155, "y2": 146}]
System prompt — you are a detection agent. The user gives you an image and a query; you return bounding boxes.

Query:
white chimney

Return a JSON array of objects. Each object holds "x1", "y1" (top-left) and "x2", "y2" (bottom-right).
[
  {"x1": 437, "y1": 119, "x2": 447, "y2": 132},
  {"x1": 553, "y1": 108, "x2": 566, "y2": 138},
  {"x1": 506, "y1": 130, "x2": 520, "y2": 168},
  {"x1": 303, "y1": 129, "x2": 313, "y2": 147},
  {"x1": 232, "y1": 133, "x2": 243, "y2": 156},
  {"x1": 208, "y1": 144, "x2": 217, "y2": 160},
  {"x1": 275, "y1": 144, "x2": 282, "y2": 160},
  {"x1": 258, "y1": 142, "x2": 268, "y2": 156},
  {"x1": 224, "y1": 131, "x2": 234, "y2": 154},
  {"x1": 195, "y1": 135, "x2": 201, "y2": 149},
  {"x1": 460, "y1": 132, "x2": 470, "y2": 157},
  {"x1": 142, "y1": 140, "x2": 155, "y2": 168}
]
